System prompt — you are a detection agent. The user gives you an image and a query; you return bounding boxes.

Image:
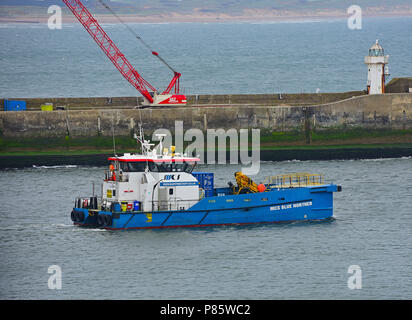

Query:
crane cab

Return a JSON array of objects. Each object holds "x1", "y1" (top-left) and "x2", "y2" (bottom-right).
[{"x1": 142, "y1": 92, "x2": 187, "y2": 107}]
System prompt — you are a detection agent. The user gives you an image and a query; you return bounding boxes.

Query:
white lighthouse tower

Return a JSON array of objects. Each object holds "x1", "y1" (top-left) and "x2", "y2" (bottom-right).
[{"x1": 364, "y1": 40, "x2": 389, "y2": 94}]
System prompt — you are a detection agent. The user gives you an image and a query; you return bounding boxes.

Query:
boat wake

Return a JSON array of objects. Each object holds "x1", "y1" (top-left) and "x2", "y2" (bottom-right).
[{"x1": 32, "y1": 165, "x2": 78, "y2": 169}]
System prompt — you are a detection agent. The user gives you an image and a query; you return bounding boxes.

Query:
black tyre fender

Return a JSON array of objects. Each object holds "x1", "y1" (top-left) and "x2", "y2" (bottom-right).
[
  {"x1": 78, "y1": 211, "x2": 85, "y2": 222},
  {"x1": 104, "y1": 215, "x2": 113, "y2": 226},
  {"x1": 97, "y1": 214, "x2": 104, "y2": 226}
]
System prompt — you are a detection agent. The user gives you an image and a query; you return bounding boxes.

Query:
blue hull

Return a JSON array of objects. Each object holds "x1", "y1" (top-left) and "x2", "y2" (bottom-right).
[{"x1": 72, "y1": 184, "x2": 339, "y2": 230}]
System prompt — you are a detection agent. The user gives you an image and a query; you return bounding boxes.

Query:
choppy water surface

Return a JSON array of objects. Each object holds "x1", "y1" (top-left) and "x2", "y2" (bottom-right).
[
  {"x1": 0, "y1": 158, "x2": 411, "y2": 299},
  {"x1": 1, "y1": 17, "x2": 412, "y2": 97}
]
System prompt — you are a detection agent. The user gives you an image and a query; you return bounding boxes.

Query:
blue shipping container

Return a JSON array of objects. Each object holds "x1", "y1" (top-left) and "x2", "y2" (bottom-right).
[
  {"x1": 192, "y1": 172, "x2": 214, "y2": 197},
  {"x1": 4, "y1": 99, "x2": 27, "y2": 111}
]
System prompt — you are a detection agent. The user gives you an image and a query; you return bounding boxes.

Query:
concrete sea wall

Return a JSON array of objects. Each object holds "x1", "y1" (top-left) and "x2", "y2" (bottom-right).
[
  {"x1": 385, "y1": 77, "x2": 412, "y2": 93},
  {"x1": 0, "y1": 93, "x2": 411, "y2": 140},
  {"x1": 0, "y1": 91, "x2": 364, "y2": 111},
  {"x1": 308, "y1": 93, "x2": 412, "y2": 130}
]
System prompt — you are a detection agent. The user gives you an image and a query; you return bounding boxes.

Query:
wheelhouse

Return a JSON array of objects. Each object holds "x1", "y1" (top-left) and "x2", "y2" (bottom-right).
[{"x1": 107, "y1": 157, "x2": 199, "y2": 173}]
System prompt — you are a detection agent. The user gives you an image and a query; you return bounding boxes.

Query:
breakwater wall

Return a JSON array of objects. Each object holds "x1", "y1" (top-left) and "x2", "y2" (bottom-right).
[
  {"x1": 0, "y1": 91, "x2": 364, "y2": 111},
  {"x1": 0, "y1": 93, "x2": 411, "y2": 141},
  {"x1": 385, "y1": 77, "x2": 412, "y2": 93}
]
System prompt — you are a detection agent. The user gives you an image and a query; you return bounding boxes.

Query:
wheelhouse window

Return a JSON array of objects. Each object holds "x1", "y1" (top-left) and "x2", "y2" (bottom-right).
[
  {"x1": 109, "y1": 159, "x2": 197, "y2": 173},
  {"x1": 120, "y1": 161, "x2": 147, "y2": 172},
  {"x1": 148, "y1": 161, "x2": 196, "y2": 173}
]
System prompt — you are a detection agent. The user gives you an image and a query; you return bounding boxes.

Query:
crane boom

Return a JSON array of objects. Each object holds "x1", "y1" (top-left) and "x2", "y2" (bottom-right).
[{"x1": 62, "y1": 0, "x2": 186, "y2": 106}]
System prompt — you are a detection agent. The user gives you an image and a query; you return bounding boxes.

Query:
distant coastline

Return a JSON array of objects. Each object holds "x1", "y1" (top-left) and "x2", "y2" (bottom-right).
[{"x1": 1, "y1": 8, "x2": 412, "y2": 24}]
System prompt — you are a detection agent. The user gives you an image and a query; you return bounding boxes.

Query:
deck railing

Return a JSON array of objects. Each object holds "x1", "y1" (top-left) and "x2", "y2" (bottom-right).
[{"x1": 264, "y1": 173, "x2": 324, "y2": 188}]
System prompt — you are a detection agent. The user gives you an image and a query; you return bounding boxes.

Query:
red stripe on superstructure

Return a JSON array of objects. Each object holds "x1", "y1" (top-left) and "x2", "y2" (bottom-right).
[{"x1": 107, "y1": 158, "x2": 200, "y2": 162}]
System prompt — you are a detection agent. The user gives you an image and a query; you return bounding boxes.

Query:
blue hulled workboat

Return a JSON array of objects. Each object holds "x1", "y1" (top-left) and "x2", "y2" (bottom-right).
[{"x1": 71, "y1": 133, "x2": 341, "y2": 230}]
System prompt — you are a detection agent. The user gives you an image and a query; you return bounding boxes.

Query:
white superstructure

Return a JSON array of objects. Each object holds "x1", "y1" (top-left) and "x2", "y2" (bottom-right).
[
  {"x1": 364, "y1": 40, "x2": 389, "y2": 94},
  {"x1": 101, "y1": 133, "x2": 200, "y2": 212}
]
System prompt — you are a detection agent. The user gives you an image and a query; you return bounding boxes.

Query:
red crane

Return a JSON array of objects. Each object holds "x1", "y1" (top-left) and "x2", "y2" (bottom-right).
[{"x1": 62, "y1": 0, "x2": 187, "y2": 106}]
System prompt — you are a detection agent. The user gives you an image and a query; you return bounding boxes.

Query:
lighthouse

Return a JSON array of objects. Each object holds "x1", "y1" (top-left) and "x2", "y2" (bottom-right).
[{"x1": 364, "y1": 40, "x2": 389, "y2": 94}]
